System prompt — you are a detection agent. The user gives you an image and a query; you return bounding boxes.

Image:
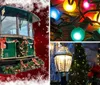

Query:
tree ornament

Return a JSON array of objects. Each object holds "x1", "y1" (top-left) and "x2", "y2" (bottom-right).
[
  {"x1": 2, "y1": 8, "x2": 5, "y2": 16},
  {"x1": 32, "y1": 58, "x2": 40, "y2": 66}
]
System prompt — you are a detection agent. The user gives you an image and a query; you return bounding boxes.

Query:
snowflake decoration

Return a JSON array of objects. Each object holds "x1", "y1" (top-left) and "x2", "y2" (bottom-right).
[
  {"x1": 46, "y1": 20, "x2": 49, "y2": 25},
  {"x1": 41, "y1": 65, "x2": 47, "y2": 74},
  {"x1": 35, "y1": 9, "x2": 40, "y2": 13},
  {"x1": 40, "y1": 12, "x2": 45, "y2": 16}
]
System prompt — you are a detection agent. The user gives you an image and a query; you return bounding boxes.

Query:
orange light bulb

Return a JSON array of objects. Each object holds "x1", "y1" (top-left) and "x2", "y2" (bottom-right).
[{"x1": 93, "y1": 12, "x2": 100, "y2": 25}]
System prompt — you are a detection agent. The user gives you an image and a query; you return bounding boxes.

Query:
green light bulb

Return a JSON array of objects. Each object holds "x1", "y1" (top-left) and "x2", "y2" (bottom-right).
[
  {"x1": 97, "y1": 28, "x2": 100, "y2": 34},
  {"x1": 71, "y1": 27, "x2": 85, "y2": 41}
]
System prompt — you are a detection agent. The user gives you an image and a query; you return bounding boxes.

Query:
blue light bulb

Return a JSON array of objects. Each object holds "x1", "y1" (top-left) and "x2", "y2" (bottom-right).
[{"x1": 50, "y1": 7, "x2": 61, "y2": 21}]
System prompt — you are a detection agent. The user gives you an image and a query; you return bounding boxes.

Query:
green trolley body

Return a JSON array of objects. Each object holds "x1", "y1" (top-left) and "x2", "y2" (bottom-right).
[{"x1": 0, "y1": 6, "x2": 40, "y2": 59}]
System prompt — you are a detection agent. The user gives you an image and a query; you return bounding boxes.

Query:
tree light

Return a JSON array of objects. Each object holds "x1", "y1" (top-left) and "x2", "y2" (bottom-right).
[
  {"x1": 73, "y1": 33, "x2": 81, "y2": 40},
  {"x1": 97, "y1": 28, "x2": 100, "y2": 34},
  {"x1": 50, "y1": 7, "x2": 62, "y2": 21},
  {"x1": 71, "y1": 27, "x2": 85, "y2": 41},
  {"x1": 83, "y1": 1, "x2": 90, "y2": 9},
  {"x1": 63, "y1": 0, "x2": 76, "y2": 12},
  {"x1": 93, "y1": 12, "x2": 100, "y2": 25}
]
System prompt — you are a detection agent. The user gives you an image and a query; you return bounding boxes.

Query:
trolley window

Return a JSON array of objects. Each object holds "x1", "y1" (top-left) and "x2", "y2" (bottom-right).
[
  {"x1": 29, "y1": 23, "x2": 33, "y2": 38},
  {"x1": 19, "y1": 19, "x2": 28, "y2": 36},
  {"x1": 1, "y1": 16, "x2": 16, "y2": 34}
]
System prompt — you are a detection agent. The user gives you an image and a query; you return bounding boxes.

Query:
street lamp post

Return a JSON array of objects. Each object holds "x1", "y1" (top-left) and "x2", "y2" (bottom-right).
[{"x1": 54, "y1": 44, "x2": 72, "y2": 85}]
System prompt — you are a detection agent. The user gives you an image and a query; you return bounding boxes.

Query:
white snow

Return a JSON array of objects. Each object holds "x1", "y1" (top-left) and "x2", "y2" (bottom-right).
[{"x1": 1, "y1": 0, "x2": 49, "y2": 11}]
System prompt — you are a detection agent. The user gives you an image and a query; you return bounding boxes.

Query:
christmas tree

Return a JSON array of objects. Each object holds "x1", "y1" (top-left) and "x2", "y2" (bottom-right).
[{"x1": 68, "y1": 43, "x2": 89, "y2": 85}]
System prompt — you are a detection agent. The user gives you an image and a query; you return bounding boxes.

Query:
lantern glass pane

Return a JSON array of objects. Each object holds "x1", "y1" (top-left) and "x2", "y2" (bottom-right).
[{"x1": 54, "y1": 55, "x2": 72, "y2": 72}]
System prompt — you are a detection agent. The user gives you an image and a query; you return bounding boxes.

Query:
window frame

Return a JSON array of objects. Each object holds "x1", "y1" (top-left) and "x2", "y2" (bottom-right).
[
  {"x1": 0, "y1": 15, "x2": 33, "y2": 39},
  {"x1": 18, "y1": 17, "x2": 29, "y2": 37},
  {"x1": 1, "y1": 16, "x2": 17, "y2": 35},
  {"x1": 29, "y1": 22, "x2": 34, "y2": 39}
]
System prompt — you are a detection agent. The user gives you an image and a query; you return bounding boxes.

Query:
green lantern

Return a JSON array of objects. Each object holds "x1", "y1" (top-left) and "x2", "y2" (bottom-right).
[{"x1": 71, "y1": 27, "x2": 85, "y2": 41}]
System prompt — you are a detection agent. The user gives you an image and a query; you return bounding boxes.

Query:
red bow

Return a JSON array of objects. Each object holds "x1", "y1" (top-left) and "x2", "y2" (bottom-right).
[
  {"x1": 32, "y1": 58, "x2": 40, "y2": 66},
  {"x1": 0, "y1": 37, "x2": 6, "y2": 49},
  {"x1": 88, "y1": 65, "x2": 100, "y2": 78},
  {"x1": 20, "y1": 60, "x2": 27, "y2": 68}
]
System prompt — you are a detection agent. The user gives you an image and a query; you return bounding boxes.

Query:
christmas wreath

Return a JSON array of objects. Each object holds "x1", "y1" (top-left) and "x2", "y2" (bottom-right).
[{"x1": 16, "y1": 39, "x2": 28, "y2": 57}]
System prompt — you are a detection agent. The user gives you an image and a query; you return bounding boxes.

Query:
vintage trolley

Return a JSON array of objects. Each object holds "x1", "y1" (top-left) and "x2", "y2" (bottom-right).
[{"x1": 0, "y1": 6, "x2": 43, "y2": 74}]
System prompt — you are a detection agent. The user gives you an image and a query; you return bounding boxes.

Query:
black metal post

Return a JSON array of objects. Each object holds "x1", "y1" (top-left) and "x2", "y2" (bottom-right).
[{"x1": 61, "y1": 73, "x2": 67, "y2": 85}]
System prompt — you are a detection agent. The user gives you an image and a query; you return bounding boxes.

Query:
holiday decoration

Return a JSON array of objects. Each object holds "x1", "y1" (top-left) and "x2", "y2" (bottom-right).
[
  {"x1": 18, "y1": 39, "x2": 28, "y2": 57},
  {"x1": 50, "y1": 43, "x2": 100, "y2": 85},
  {"x1": 50, "y1": 7, "x2": 62, "y2": 21},
  {"x1": 1, "y1": 8, "x2": 5, "y2": 15},
  {"x1": 97, "y1": 28, "x2": 100, "y2": 34},
  {"x1": 88, "y1": 65, "x2": 100, "y2": 79},
  {"x1": 0, "y1": 5, "x2": 45, "y2": 76},
  {"x1": 71, "y1": 27, "x2": 85, "y2": 41},
  {"x1": 0, "y1": 0, "x2": 49, "y2": 83},
  {"x1": 50, "y1": 0, "x2": 100, "y2": 41},
  {"x1": 83, "y1": 0, "x2": 90, "y2": 9},
  {"x1": 32, "y1": 58, "x2": 40, "y2": 66},
  {"x1": 68, "y1": 43, "x2": 89, "y2": 85},
  {"x1": 63, "y1": 0, "x2": 76, "y2": 12},
  {"x1": 1, "y1": 57, "x2": 44, "y2": 74},
  {"x1": 93, "y1": 12, "x2": 100, "y2": 24},
  {"x1": 87, "y1": 65, "x2": 100, "y2": 85},
  {"x1": 0, "y1": 37, "x2": 6, "y2": 49},
  {"x1": 0, "y1": 37, "x2": 6, "y2": 58}
]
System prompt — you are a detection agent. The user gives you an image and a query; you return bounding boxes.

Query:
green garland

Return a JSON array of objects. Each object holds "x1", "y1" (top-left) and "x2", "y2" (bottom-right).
[{"x1": 1, "y1": 58, "x2": 44, "y2": 74}]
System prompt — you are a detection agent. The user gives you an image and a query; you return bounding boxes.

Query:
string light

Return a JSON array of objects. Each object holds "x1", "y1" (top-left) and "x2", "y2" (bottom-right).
[
  {"x1": 83, "y1": 0, "x2": 90, "y2": 9},
  {"x1": 50, "y1": 7, "x2": 62, "y2": 21},
  {"x1": 82, "y1": 62, "x2": 84, "y2": 64},
  {"x1": 71, "y1": 27, "x2": 85, "y2": 41},
  {"x1": 51, "y1": 0, "x2": 100, "y2": 41},
  {"x1": 97, "y1": 28, "x2": 100, "y2": 34},
  {"x1": 93, "y1": 12, "x2": 100, "y2": 25},
  {"x1": 63, "y1": 0, "x2": 76, "y2": 12}
]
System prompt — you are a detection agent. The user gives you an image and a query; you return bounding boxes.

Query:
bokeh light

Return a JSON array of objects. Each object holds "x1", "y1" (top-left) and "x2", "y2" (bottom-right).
[
  {"x1": 97, "y1": 28, "x2": 100, "y2": 34},
  {"x1": 63, "y1": 0, "x2": 76, "y2": 12},
  {"x1": 93, "y1": 12, "x2": 100, "y2": 25},
  {"x1": 50, "y1": 7, "x2": 62, "y2": 21},
  {"x1": 83, "y1": 1, "x2": 90, "y2": 9},
  {"x1": 71, "y1": 27, "x2": 85, "y2": 41}
]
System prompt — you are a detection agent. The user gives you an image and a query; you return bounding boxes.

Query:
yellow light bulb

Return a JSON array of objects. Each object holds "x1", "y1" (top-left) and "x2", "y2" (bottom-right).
[
  {"x1": 63, "y1": 0, "x2": 76, "y2": 12},
  {"x1": 93, "y1": 12, "x2": 100, "y2": 25}
]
